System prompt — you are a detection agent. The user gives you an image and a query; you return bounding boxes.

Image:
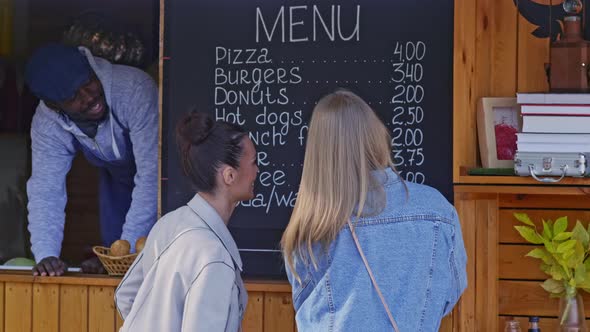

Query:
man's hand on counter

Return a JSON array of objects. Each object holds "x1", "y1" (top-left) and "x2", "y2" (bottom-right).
[
  {"x1": 32, "y1": 256, "x2": 106, "y2": 275},
  {"x1": 81, "y1": 256, "x2": 106, "y2": 274},
  {"x1": 32, "y1": 256, "x2": 67, "y2": 276}
]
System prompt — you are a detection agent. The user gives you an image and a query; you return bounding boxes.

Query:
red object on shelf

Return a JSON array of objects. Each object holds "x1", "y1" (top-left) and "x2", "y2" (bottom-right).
[{"x1": 495, "y1": 123, "x2": 517, "y2": 160}]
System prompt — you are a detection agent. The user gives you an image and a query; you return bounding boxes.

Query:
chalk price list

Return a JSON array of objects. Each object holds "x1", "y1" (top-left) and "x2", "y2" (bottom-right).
[
  {"x1": 390, "y1": 41, "x2": 427, "y2": 184},
  {"x1": 213, "y1": 46, "x2": 303, "y2": 213}
]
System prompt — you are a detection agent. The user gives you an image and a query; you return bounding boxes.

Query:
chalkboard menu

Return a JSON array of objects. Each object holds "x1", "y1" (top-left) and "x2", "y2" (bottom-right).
[{"x1": 162, "y1": 0, "x2": 454, "y2": 278}]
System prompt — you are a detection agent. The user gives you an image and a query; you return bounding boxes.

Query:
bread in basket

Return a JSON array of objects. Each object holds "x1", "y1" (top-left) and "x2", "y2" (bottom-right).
[{"x1": 92, "y1": 245, "x2": 138, "y2": 276}]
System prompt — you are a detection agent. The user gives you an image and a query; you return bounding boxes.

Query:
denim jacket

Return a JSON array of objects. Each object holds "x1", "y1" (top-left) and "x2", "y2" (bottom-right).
[{"x1": 286, "y1": 168, "x2": 467, "y2": 332}]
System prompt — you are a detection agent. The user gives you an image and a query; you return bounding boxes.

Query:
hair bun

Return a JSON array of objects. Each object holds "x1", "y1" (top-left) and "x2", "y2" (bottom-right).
[{"x1": 177, "y1": 111, "x2": 215, "y2": 146}]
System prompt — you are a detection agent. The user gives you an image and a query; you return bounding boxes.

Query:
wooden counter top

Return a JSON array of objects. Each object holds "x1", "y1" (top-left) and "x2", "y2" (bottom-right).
[{"x1": 0, "y1": 270, "x2": 292, "y2": 292}]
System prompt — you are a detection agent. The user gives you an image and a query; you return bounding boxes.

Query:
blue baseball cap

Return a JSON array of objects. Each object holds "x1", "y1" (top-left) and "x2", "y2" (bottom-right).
[{"x1": 25, "y1": 43, "x2": 92, "y2": 103}]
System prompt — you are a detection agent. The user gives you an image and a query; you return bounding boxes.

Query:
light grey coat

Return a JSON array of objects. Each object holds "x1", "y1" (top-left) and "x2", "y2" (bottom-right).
[{"x1": 115, "y1": 194, "x2": 247, "y2": 331}]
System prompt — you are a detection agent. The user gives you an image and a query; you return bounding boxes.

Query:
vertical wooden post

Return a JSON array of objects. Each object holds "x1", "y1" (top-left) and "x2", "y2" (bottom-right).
[
  {"x1": 32, "y1": 284, "x2": 59, "y2": 332},
  {"x1": 60, "y1": 285, "x2": 88, "y2": 332},
  {"x1": 5, "y1": 282, "x2": 32, "y2": 332},
  {"x1": 0, "y1": 0, "x2": 13, "y2": 56}
]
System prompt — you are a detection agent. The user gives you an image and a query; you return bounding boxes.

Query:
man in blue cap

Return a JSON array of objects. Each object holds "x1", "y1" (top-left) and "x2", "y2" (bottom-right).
[{"x1": 25, "y1": 43, "x2": 158, "y2": 276}]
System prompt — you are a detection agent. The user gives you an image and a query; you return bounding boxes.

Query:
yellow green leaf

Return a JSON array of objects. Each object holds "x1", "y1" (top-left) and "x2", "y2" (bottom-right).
[
  {"x1": 514, "y1": 226, "x2": 544, "y2": 244},
  {"x1": 526, "y1": 248, "x2": 547, "y2": 260},
  {"x1": 544, "y1": 240, "x2": 556, "y2": 253},
  {"x1": 554, "y1": 232, "x2": 573, "y2": 241},
  {"x1": 550, "y1": 265, "x2": 566, "y2": 280},
  {"x1": 566, "y1": 243, "x2": 584, "y2": 268},
  {"x1": 572, "y1": 221, "x2": 589, "y2": 251},
  {"x1": 564, "y1": 249, "x2": 576, "y2": 261},
  {"x1": 540, "y1": 263, "x2": 552, "y2": 275},
  {"x1": 542, "y1": 278, "x2": 566, "y2": 294},
  {"x1": 575, "y1": 265, "x2": 586, "y2": 284},
  {"x1": 557, "y1": 240, "x2": 576, "y2": 253},
  {"x1": 542, "y1": 220, "x2": 553, "y2": 240},
  {"x1": 514, "y1": 213, "x2": 535, "y2": 226},
  {"x1": 554, "y1": 217, "x2": 568, "y2": 236}
]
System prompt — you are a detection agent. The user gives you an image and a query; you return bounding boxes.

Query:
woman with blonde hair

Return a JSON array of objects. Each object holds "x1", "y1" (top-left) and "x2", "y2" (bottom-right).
[{"x1": 282, "y1": 89, "x2": 467, "y2": 331}]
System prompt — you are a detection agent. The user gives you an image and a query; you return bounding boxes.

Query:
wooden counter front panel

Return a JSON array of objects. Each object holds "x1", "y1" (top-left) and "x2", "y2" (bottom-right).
[
  {"x1": 0, "y1": 277, "x2": 455, "y2": 331},
  {"x1": 0, "y1": 283, "x2": 117, "y2": 332},
  {"x1": 0, "y1": 281, "x2": 296, "y2": 332},
  {"x1": 0, "y1": 282, "x2": 3, "y2": 332},
  {"x1": 499, "y1": 207, "x2": 590, "y2": 331},
  {"x1": 4, "y1": 282, "x2": 32, "y2": 332},
  {"x1": 456, "y1": 190, "x2": 590, "y2": 331},
  {"x1": 60, "y1": 285, "x2": 89, "y2": 332}
]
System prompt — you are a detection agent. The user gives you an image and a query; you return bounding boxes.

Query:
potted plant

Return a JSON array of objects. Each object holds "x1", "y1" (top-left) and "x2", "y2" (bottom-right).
[{"x1": 514, "y1": 213, "x2": 589, "y2": 331}]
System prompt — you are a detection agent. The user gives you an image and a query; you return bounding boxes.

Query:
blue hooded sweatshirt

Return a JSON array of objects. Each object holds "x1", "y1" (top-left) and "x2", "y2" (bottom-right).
[{"x1": 27, "y1": 47, "x2": 158, "y2": 262}]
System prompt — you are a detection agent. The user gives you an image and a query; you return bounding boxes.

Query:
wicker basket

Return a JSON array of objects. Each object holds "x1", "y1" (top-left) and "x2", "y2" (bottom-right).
[{"x1": 92, "y1": 246, "x2": 138, "y2": 276}]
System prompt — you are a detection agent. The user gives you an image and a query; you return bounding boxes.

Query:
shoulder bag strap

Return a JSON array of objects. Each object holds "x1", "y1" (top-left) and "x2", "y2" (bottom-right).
[{"x1": 347, "y1": 219, "x2": 400, "y2": 332}]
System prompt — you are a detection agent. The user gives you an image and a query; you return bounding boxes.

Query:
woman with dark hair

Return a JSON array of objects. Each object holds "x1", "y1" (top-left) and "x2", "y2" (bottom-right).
[{"x1": 115, "y1": 112, "x2": 258, "y2": 331}]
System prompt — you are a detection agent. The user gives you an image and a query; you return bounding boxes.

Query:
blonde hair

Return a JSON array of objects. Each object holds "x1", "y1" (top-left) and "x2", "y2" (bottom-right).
[{"x1": 281, "y1": 89, "x2": 401, "y2": 281}]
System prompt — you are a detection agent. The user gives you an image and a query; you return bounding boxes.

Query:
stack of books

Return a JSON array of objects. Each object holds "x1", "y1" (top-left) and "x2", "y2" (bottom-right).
[{"x1": 516, "y1": 93, "x2": 590, "y2": 154}]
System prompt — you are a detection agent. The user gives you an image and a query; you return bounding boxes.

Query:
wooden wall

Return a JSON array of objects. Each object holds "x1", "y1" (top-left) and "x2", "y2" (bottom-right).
[
  {"x1": 453, "y1": 0, "x2": 551, "y2": 180},
  {"x1": 453, "y1": 0, "x2": 590, "y2": 331}
]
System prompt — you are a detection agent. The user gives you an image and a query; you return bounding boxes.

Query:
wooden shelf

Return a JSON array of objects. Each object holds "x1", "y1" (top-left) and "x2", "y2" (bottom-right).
[
  {"x1": 456, "y1": 166, "x2": 590, "y2": 186},
  {"x1": 454, "y1": 184, "x2": 590, "y2": 195}
]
